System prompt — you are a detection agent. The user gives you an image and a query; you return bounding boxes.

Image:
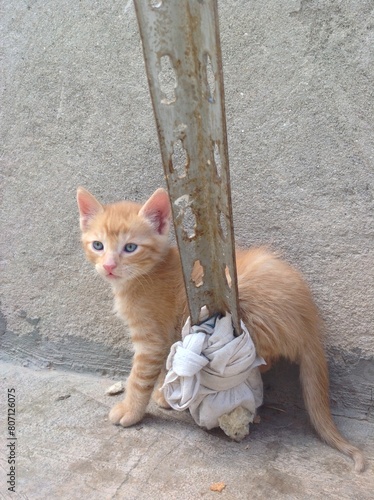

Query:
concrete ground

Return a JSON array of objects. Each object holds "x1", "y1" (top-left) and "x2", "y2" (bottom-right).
[{"x1": 1, "y1": 360, "x2": 373, "y2": 500}]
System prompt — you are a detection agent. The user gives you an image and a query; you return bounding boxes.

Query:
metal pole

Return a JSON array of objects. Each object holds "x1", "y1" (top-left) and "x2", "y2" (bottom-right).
[{"x1": 134, "y1": 0, "x2": 241, "y2": 335}]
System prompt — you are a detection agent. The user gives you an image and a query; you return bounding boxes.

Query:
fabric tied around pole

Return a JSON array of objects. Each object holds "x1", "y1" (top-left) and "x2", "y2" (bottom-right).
[{"x1": 162, "y1": 308, "x2": 266, "y2": 440}]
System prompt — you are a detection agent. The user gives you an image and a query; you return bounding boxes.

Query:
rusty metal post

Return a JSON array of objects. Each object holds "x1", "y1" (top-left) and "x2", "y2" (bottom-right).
[{"x1": 134, "y1": 0, "x2": 241, "y2": 334}]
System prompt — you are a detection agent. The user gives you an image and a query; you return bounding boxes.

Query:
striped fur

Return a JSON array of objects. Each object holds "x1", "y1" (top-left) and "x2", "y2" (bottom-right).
[{"x1": 77, "y1": 187, "x2": 365, "y2": 472}]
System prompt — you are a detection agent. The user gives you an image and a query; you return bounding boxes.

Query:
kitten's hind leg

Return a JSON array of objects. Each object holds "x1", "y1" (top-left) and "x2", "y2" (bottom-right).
[{"x1": 152, "y1": 367, "x2": 171, "y2": 409}]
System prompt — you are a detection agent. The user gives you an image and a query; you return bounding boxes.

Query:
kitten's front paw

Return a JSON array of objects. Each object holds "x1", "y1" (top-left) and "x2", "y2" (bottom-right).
[
  {"x1": 109, "y1": 402, "x2": 144, "y2": 427},
  {"x1": 152, "y1": 389, "x2": 171, "y2": 409}
]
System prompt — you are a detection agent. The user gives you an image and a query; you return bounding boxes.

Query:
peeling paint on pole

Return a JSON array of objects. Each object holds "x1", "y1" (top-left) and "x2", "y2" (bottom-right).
[{"x1": 134, "y1": 0, "x2": 241, "y2": 334}]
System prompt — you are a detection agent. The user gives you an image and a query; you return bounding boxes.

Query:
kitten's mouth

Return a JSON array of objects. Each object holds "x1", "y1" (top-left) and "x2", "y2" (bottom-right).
[{"x1": 105, "y1": 272, "x2": 119, "y2": 279}]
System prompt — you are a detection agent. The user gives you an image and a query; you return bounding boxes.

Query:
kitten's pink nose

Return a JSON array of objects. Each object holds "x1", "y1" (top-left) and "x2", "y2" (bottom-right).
[{"x1": 103, "y1": 263, "x2": 117, "y2": 273}]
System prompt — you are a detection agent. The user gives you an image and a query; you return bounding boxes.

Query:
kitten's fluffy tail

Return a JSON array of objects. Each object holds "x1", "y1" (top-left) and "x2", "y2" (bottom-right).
[{"x1": 299, "y1": 347, "x2": 366, "y2": 472}]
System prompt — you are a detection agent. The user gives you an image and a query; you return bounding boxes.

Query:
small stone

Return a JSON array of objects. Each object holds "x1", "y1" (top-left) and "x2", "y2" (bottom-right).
[
  {"x1": 218, "y1": 406, "x2": 253, "y2": 442},
  {"x1": 105, "y1": 381, "x2": 125, "y2": 395}
]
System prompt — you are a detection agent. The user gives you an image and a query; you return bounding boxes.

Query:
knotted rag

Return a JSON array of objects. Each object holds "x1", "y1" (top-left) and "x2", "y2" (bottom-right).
[{"x1": 162, "y1": 308, "x2": 265, "y2": 430}]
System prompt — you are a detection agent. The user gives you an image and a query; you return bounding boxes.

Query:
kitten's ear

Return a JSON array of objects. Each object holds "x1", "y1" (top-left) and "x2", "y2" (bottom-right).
[
  {"x1": 139, "y1": 188, "x2": 171, "y2": 235},
  {"x1": 76, "y1": 187, "x2": 104, "y2": 231}
]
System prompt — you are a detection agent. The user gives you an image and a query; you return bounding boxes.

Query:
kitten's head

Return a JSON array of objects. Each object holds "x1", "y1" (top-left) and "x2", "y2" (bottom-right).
[{"x1": 77, "y1": 188, "x2": 171, "y2": 285}]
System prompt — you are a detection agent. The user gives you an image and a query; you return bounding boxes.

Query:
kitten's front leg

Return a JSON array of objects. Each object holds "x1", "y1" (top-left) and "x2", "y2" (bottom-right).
[{"x1": 109, "y1": 343, "x2": 168, "y2": 427}]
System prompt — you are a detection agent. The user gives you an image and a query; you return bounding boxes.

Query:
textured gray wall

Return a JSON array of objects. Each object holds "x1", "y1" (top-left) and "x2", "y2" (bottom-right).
[{"x1": 1, "y1": 0, "x2": 373, "y2": 418}]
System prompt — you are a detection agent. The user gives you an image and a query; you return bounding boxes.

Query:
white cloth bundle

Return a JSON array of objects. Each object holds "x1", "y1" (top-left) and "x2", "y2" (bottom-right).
[{"x1": 162, "y1": 308, "x2": 265, "y2": 433}]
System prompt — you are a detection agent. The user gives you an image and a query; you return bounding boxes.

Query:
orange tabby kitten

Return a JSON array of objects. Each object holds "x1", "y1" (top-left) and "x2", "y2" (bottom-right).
[{"x1": 77, "y1": 187, "x2": 365, "y2": 472}]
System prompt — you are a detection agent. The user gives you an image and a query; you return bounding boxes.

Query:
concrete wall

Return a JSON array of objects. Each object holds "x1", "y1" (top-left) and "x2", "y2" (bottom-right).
[{"x1": 1, "y1": 0, "x2": 373, "y2": 419}]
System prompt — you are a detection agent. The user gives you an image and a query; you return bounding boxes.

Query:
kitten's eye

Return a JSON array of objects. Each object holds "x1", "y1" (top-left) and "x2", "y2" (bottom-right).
[
  {"x1": 124, "y1": 243, "x2": 138, "y2": 253},
  {"x1": 92, "y1": 241, "x2": 104, "y2": 251}
]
